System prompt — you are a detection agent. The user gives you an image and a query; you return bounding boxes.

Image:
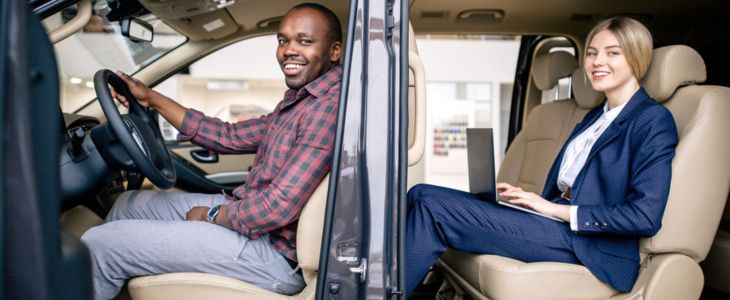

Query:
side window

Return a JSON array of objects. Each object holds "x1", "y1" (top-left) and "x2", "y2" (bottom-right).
[
  {"x1": 154, "y1": 35, "x2": 286, "y2": 142},
  {"x1": 417, "y1": 35, "x2": 520, "y2": 191}
]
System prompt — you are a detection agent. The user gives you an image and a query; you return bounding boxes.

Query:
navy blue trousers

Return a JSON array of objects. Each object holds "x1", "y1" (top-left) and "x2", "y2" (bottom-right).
[{"x1": 406, "y1": 184, "x2": 581, "y2": 296}]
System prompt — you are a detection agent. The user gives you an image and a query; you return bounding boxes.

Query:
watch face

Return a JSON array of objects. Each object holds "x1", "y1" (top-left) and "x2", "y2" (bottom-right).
[{"x1": 208, "y1": 205, "x2": 220, "y2": 222}]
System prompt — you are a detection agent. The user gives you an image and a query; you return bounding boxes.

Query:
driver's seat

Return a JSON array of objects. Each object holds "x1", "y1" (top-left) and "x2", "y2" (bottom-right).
[{"x1": 125, "y1": 175, "x2": 329, "y2": 300}]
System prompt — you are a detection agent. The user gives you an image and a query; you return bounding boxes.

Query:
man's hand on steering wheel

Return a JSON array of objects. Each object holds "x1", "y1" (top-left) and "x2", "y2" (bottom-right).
[
  {"x1": 111, "y1": 71, "x2": 155, "y2": 109},
  {"x1": 94, "y1": 69, "x2": 177, "y2": 189}
]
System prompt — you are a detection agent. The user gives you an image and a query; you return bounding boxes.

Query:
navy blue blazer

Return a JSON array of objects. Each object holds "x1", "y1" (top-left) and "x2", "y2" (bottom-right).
[{"x1": 541, "y1": 87, "x2": 678, "y2": 292}]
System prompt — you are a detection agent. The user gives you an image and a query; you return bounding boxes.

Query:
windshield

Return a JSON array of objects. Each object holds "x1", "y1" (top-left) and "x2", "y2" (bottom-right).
[{"x1": 45, "y1": 0, "x2": 187, "y2": 113}]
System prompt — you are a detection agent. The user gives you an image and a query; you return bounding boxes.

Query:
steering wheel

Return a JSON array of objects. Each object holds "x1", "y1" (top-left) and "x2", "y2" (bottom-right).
[{"x1": 93, "y1": 69, "x2": 176, "y2": 189}]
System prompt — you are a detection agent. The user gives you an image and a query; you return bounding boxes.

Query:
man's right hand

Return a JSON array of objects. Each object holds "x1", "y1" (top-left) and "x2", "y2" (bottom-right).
[
  {"x1": 109, "y1": 70, "x2": 188, "y2": 130},
  {"x1": 112, "y1": 70, "x2": 156, "y2": 109}
]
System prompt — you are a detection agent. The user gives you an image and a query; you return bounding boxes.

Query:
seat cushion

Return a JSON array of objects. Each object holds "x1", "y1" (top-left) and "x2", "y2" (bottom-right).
[
  {"x1": 438, "y1": 250, "x2": 617, "y2": 300},
  {"x1": 128, "y1": 272, "x2": 297, "y2": 300}
]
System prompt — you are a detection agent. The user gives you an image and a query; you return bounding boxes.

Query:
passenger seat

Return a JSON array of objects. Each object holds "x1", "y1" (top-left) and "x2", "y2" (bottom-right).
[{"x1": 437, "y1": 45, "x2": 730, "y2": 300}]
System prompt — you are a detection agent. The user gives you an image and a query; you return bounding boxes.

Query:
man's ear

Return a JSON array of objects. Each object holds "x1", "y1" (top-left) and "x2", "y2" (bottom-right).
[{"x1": 330, "y1": 41, "x2": 343, "y2": 64}]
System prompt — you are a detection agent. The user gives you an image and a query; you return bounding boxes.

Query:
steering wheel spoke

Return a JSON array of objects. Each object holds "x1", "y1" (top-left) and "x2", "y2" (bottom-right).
[{"x1": 93, "y1": 69, "x2": 176, "y2": 189}]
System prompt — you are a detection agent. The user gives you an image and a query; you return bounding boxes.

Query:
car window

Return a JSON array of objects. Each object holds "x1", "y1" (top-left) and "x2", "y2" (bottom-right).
[
  {"x1": 154, "y1": 35, "x2": 286, "y2": 142},
  {"x1": 416, "y1": 35, "x2": 520, "y2": 191},
  {"x1": 48, "y1": 0, "x2": 187, "y2": 113}
]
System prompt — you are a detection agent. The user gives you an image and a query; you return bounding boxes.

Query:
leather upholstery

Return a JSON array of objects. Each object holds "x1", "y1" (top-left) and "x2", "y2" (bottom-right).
[
  {"x1": 127, "y1": 175, "x2": 330, "y2": 300},
  {"x1": 497, "y1": 99, "x2": 588, "y2": 193},
  {"x1": 438, "y1": 45, "x2": 730, "y2": 300},
  {"x1": 571, "y1": 68, "x2": 605, "y2": 109},
  {"x1": 499, "y1": 52, "x2": 591, "y2": 195},
  {"x1": 439, "y1": 251, "x2": 615, "y2": 300},
  {"x1": 532, "y1": 51, "x2": 578, "y2": 90},
  {"x1": 640, "y1": 45, "x2": 707, "y2": 103}
]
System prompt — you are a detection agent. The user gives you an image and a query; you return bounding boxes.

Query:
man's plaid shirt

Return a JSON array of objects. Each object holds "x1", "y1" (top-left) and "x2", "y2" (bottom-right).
[{"x1": 178, "y1": 66, "x2": 342, "y2": 261}]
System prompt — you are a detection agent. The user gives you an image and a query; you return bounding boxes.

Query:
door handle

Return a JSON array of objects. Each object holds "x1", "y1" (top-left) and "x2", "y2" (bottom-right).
[{"x1": 191, "y1": 149, "x2": 219, "y2": 163}]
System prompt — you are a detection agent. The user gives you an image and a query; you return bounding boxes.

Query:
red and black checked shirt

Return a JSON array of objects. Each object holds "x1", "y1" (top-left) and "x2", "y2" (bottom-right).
[{"x1": 177, "y1": 66, "x2": 342, "y2": 261}]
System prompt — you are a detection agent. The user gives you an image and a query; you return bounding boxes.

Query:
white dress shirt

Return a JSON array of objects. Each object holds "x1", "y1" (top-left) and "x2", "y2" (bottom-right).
[{"x1": 558, "y1": 100, "x2": 628, "y2": 230}]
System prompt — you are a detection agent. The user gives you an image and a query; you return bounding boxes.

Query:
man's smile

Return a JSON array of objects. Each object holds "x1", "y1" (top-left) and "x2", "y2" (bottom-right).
[{"x1": 283, "y1": 62, "x2": 306, "y2": 76}]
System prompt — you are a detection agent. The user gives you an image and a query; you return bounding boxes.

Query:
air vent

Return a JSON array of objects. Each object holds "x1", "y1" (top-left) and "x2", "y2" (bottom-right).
[
  {"x1": 421, "y1": 10, "x2": 449, "y2": 19},
  {"x1": 457, "y1": 9, "x2": 505, "y2": 23}
]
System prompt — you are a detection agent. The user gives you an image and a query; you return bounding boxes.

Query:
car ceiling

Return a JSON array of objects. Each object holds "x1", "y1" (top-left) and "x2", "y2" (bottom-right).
[
  {"x1": 136, "y1": 0, "x2": 730, "y2": 84},
  {"x1": 139, "y1": 0, "x2": 727, "y2": 44}
]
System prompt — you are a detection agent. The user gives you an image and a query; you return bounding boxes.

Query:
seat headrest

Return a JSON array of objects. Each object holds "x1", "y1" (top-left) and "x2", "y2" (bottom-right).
[
  {"x1": 641, "y1": 45, "x2": 707, "y2": 103},
  {"x1": 532, "y1": 51, "x2": 578, "y2": 91},
  {"x1": 571, "y1": 68, "x2": 605, "y2": 109}
]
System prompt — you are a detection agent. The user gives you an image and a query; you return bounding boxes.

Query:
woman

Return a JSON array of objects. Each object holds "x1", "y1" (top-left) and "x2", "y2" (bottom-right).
[{"x1": 406, "y1": 17, "x2": 678, "y2": 296}]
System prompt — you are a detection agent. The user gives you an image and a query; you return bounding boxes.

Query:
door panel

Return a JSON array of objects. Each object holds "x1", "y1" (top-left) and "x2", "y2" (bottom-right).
[{"x1": 170, "y1": 143, "x2": 255, "y2": 185}]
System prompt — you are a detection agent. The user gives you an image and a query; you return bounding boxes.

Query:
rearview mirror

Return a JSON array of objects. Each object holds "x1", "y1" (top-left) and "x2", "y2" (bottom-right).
[{"x1": 121, "y1": 18, "x2": 153, "y2": 43}]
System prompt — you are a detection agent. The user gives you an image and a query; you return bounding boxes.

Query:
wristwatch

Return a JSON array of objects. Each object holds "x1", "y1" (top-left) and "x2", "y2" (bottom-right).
[{"x1": 207, "y1": 205, "x2": 222, "y2": 223}]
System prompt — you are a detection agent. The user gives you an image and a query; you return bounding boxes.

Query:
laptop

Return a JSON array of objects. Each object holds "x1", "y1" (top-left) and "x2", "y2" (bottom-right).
[{"x1": 466, "y1": 128, "x2": 564, "y2": 222}]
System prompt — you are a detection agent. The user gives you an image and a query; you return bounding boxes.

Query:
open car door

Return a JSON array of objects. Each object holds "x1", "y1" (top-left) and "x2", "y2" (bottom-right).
[
  {"x1": 317, "y1": 0, "x2": 409, "y2": 298},
  {"x1": 2, "y1": 0, "x2": 92, "y2": 299}
]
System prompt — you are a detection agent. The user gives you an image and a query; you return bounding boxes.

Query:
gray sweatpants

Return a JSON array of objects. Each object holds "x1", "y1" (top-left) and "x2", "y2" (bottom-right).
[{"x1": 80, "y1": 190, "x2": 305, "y2": 300}]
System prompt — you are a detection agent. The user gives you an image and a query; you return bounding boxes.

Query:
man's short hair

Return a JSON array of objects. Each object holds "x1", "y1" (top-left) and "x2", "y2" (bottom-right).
[{"x1": 291, "y1": 3, "x2": 343, "y2": 44}]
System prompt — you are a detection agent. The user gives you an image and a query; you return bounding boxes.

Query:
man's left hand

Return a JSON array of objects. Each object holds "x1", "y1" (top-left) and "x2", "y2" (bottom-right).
[{"x1": 186, "y1": 206, "x2": 210, "y2": 221}]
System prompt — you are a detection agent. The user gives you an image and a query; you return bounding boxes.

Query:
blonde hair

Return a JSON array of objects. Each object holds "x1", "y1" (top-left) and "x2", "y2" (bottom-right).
[{"x1": 584, "y1": 17, "x2": 653, "y2": 80}]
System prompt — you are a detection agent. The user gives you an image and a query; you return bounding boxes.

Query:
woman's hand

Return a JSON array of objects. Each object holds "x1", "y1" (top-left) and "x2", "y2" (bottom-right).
[{"x1": 496, "y1": 182, "x2": 570, "y2": 221}]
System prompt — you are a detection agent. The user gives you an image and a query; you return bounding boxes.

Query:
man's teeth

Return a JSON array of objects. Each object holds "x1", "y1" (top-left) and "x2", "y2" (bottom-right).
[{"x1": 285, "y1": 64, "x2": 304, "y2": 69}]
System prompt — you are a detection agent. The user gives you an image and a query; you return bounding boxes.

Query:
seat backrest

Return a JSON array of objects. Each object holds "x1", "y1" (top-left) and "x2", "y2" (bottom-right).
[
  {"x1": 295, "y1": 174, "x2": 329, "y2": 283},
  {"x1": 639, "y1": 45, "x2": 730, "y2": 261},
  {"x1": 498, "y1": 52, "x2": 604, "y2": 193}
]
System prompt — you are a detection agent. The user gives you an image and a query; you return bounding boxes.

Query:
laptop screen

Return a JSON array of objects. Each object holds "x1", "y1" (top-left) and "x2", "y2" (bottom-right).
[{"x1": 466, "y1": 128, "x2": 496, "y2": 200}]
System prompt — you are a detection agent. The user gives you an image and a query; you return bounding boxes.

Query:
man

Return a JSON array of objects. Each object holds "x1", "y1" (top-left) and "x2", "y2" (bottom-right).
[{"x1": 80, "y1": 3, "x2": 343, "y2": 299}]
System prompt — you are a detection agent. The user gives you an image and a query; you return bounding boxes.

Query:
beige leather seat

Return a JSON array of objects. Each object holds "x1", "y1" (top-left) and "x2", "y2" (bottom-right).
[
  {"x1": 498, "y1": 51, "x2": 600, "y2": 194},
  {"x1": 437, "y1": 45, "x2": 730, "y2": 300},
  {"x1": 126, "y1": 174, "x2": 329, "y2": 300}
]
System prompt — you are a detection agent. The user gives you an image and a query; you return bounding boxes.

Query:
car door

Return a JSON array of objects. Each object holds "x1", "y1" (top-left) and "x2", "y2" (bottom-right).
[
  {"x1": 317, "y1": 0, "x2": 408, "y2": 298},
  {"x1": 2, "y1": 0, "x2": 92, "y2": 299}
]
